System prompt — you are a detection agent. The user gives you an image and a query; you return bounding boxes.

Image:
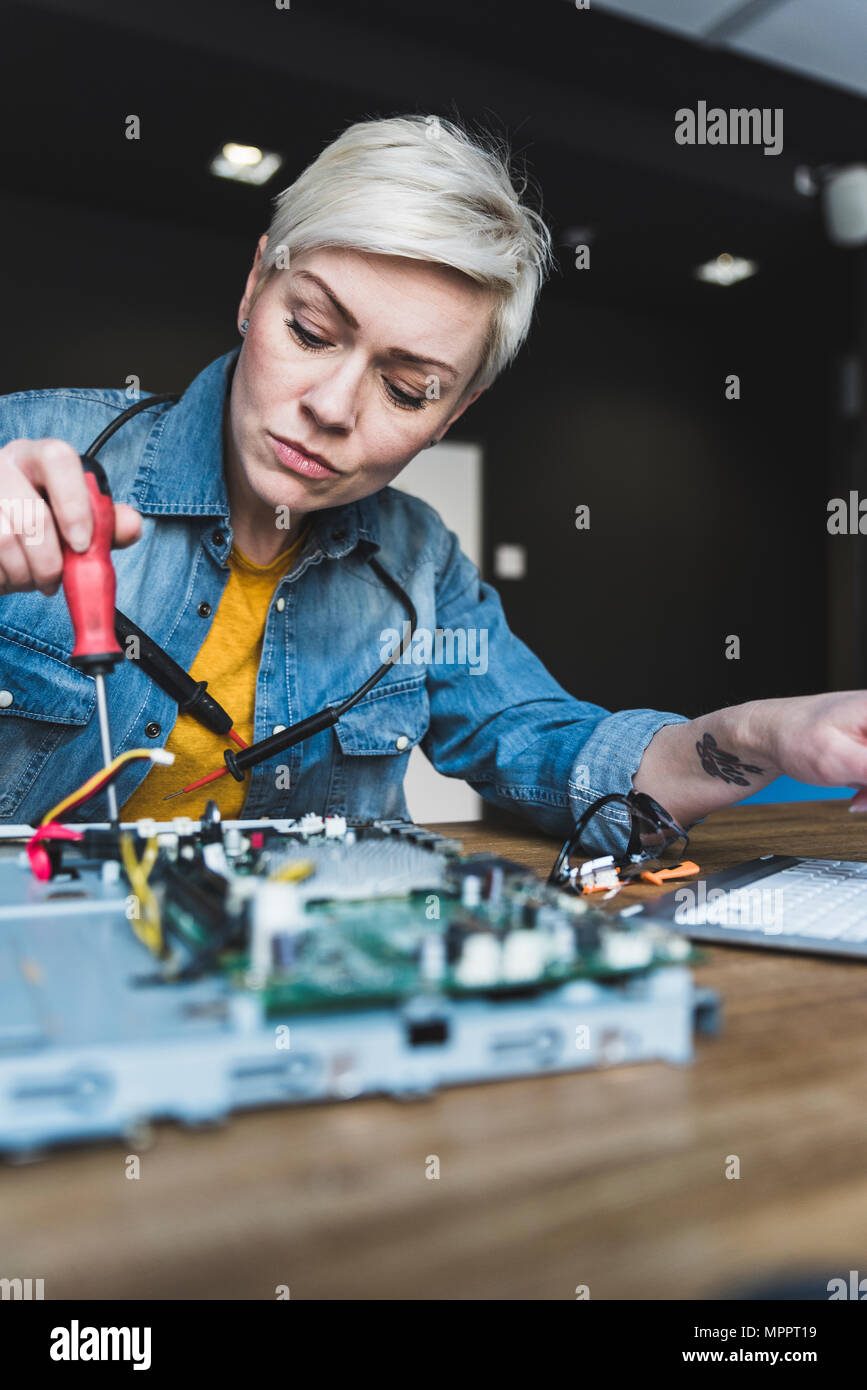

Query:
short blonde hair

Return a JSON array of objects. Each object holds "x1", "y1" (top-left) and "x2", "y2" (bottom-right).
[{"x1": 252, "y1": 114, "x2": 553, "y2": 391}]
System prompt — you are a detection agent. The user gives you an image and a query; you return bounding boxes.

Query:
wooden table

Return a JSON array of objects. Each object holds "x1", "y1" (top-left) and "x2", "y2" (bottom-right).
[{"x1": 4, "y1": 801, "x2": 867, "y2": 1300}]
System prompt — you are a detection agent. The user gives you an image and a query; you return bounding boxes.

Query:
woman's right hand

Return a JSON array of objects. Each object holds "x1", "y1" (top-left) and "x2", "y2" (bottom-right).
[{"x1": 0, "y1": 437, "x2": 142, "y2": 596}]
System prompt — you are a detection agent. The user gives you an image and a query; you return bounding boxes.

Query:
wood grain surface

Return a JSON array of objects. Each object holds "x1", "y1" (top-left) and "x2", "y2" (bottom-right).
[{"x1": 4, "y1": 801, "x2": 867, "y2": 1300}]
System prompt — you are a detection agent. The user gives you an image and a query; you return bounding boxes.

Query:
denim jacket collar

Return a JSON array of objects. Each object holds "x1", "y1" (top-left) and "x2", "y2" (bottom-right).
[{"x1": 129, "y1": 345, "x2": 379, "y2": 561}]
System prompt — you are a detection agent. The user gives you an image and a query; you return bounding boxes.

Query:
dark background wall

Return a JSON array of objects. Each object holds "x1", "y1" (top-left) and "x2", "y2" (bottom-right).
[
  {"x1": 468, "y1": 284, "x2": 836, "y2": 716},
  {"x1": 1, "y1": 0, "x2": 864, "y2": 723}
]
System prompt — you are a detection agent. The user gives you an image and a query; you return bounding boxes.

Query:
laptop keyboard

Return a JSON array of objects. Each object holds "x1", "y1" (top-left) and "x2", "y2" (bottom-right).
[{"x1": 638, "y1": 856, "x2": 867, "y2": 957}]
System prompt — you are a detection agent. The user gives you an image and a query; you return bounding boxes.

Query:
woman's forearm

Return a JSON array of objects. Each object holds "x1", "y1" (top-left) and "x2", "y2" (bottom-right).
[{"x1": 631, "y1": 699, "x2": 783, "y2": 828}]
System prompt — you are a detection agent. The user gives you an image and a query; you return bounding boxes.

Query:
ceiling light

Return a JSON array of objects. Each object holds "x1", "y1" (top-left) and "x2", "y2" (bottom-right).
[
  {"x1": 210, "y1": 143, "x2": 283, "y2": 185},
  {"x1": 560, "y1": 225, "x2": 595, "y2": 248},
  {"x1": 694, "y1": 253, "x2": 758, "y2": 286},
  {"x1": 223, "y1": 142, "x2": 263, "y2": 166}
]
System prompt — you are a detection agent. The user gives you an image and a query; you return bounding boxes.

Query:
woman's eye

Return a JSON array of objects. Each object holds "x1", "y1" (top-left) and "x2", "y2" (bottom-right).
[
  {"x1": 384, "y1": 380, "x2": 427, "y2": 411},
  {"x1": 284, "y1": 315, "x2": 426, "y2": 410},
  {"x1": 284, "y1": 316, "x2": 331, "y2": 351}
]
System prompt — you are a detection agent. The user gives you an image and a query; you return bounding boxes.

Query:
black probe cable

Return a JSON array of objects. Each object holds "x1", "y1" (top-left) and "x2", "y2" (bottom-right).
[
  {"x1": 84, "y1": 393, "x2": 241, "y2": 739},
  {"x1": 221, "y1": 556, "x2": 419, "y2": 780}
]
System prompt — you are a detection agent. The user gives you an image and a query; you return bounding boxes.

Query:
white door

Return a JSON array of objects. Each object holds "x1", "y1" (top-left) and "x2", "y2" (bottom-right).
[{"x1": 392, "y1": 441, "x2": 484, "y2": 823}]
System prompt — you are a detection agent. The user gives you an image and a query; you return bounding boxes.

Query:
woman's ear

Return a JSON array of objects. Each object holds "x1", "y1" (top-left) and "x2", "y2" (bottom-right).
[{"x1": 238, "y1": 234, "x2": 270, "y2": 324}]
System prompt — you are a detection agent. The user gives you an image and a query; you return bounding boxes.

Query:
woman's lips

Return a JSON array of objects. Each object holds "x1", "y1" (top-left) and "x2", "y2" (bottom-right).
[{"x1": 268, "y1": 434, "x2": 339, "y2": 479}]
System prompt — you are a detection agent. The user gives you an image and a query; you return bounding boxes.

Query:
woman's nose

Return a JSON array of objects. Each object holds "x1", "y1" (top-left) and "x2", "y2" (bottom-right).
[{"x1": 301, "y1": 361, "x2": 362, "y2": 433}]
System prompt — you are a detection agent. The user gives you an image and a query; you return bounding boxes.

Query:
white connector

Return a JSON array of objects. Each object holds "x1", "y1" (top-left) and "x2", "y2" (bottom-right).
[
  {"x1": 461, "y1": 874, "x2": 482, "y2": 908},
  {"x1": 249, "y1": 881, "x2": 306, "y2": 979},
  {"x1": 601, "y1": 930, "x2": 653, "y2": 970},
  {"x1": 149, "y1": 749, "x2": 176, "y2": 766},
  {"x1": 420, "y1": 932, "x2": 446, "y2": 982},
  {"x1": 502, "y1": 929, "x2": 546, "y2": 981},
  {"x1": 455, "y1": 932, "x2": 500, "y2": 987}
]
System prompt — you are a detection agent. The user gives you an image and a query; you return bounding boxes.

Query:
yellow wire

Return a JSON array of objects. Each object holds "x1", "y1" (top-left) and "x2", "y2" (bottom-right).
[
  {"x1": 39, "y1": 751, "x2": 171, "y2": 955},
  {"x1": 269, "y1": 859, "x2": 315, "y2": 883},
  {"x1": 120, "y1": 833, "x2": 163, "y2": 956},
  {"x1": 40, "y1": 749, "x2": 157, "y2": 826}
]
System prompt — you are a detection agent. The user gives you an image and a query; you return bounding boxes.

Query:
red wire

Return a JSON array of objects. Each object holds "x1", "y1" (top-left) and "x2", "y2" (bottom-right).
[
  {"x1": 175, "y1": 764, "x2": 230, "y2": 795},
  {"x1": 29, "y1": 731, "x2": 250, "y2": 867},
  {"x1": 27, "y1": 824, "x2": 84, "y2": 881},
  {"x1": 167, "y1": 727, "x2": 248, "y2": 798}
]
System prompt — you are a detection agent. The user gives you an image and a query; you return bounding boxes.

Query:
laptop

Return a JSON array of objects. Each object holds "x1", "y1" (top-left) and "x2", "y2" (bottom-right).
[{"x1": 626, "y1": 854, "x2": 867, "y2": 959}]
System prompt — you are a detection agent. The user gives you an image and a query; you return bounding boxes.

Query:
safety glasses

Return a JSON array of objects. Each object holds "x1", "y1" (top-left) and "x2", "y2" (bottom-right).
[{"x1": 548, "y1": 790, "x2": 690, "y2": 893}]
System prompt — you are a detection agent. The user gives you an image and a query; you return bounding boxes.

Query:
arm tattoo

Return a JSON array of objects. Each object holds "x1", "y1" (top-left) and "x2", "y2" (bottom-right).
[{"x1": 696, "y1": 732, "x2": 764, "y2": 787}]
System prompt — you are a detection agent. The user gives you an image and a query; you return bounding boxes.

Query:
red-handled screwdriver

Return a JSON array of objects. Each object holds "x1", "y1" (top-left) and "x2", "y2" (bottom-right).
[{"x1": 61, "y1": 453, "x2": 124, "y2": 824}]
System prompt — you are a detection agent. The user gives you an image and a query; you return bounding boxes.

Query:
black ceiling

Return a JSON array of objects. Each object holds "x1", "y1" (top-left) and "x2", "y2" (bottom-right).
[{"x1": 3, "y1": 0, "x2": 865, "y2": 312}]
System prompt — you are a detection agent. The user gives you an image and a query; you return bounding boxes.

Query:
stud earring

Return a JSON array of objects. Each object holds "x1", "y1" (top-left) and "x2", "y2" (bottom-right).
[{"x1": 240, "y1": 319, "x2": 249, "y2": 334}]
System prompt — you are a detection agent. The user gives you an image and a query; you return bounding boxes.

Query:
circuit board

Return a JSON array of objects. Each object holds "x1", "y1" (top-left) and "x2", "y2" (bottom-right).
[{"x1": 0, "y1": 813, "x2": 719, "y2": 1154}]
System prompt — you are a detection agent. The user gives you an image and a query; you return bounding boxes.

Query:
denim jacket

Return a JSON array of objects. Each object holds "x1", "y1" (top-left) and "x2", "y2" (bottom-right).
[{"x1": 0, "y1": 347, "x2": 691, "y2": 850}]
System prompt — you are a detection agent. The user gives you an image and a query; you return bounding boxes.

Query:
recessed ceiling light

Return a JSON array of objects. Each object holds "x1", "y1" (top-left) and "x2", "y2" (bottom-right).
[
  {"x1": 560, "y1": 225, "x2": 595, "y2": 248},
  {"x1": 694, "y1": 253, "x2": 758, "y2": 286},
  {"x1": 210, "y1": 143, "x2": 283, "y2": 185},
  {"x1": 223, "y1": 142, "x2": 263, "y2": 166}
]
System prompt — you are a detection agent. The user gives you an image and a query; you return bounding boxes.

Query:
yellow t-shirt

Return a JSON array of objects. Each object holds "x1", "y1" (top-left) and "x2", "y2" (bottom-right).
[{"x1": 121, "y1": 526, "x2": 308, "y2": 821}]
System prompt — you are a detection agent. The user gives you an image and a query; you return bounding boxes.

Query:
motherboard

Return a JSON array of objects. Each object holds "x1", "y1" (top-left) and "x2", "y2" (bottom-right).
[{"x1": 0, "y1": 811, "x2": 718, "y2": 1154}]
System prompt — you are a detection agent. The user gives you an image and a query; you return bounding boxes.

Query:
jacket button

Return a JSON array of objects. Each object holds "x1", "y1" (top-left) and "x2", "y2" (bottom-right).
[
  {"x1": 197, "y1": 601, "x2": 212, "y2": 618},
  {"x1": 395, "y1": 734, "x2": 409, "y2": 751},
  {"x1": 276, "y1": 597, "x2": 285, "y2": 612},
  {"x1": 145, "y1": 721, "x2": 161, "y2": 738},
  {"x1": 212, "y1": 529, "x2": 225, "y2": 546},
  {"x1": 0, "y1": 690, "x2": 13, "y2": 708}
]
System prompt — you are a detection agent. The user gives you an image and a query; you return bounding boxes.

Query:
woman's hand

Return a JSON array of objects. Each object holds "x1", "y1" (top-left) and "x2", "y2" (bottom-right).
[
  {"x1": 750, "y1": 691, "x2": 867, "y2": 810},
  {"x1": 0, "y1": 437, "x2": 141, "y2": 596}
]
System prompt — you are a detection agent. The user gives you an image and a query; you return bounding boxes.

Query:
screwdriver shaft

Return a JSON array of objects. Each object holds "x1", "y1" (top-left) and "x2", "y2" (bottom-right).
[{"x1": 94, "y1": 673, "x2": 118, "y2": 823}]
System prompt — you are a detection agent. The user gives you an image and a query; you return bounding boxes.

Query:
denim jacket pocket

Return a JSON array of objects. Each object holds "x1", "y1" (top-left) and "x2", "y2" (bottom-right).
[
  {"x1": 332, "y1": 673, "x2": 430, "y2": 756},
  {"x1": 326, "y1": 674, "x2": 430, "y2": 822},
  {"x1": 0, "y1": 626, "x2": 95, "y2": 821},
  {"x1": 0, "y1": 626, "x2": 95, "y2": 724}
]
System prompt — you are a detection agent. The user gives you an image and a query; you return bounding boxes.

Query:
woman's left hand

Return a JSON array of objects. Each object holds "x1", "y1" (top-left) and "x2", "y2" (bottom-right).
[{"x1": 752, "y1": 690, "x2": 867, "y2": 810}]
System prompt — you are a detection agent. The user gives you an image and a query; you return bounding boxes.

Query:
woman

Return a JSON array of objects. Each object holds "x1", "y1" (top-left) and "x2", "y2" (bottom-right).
[{"x1": 1, "y1": 115, "x2": 866, "y2": 844}]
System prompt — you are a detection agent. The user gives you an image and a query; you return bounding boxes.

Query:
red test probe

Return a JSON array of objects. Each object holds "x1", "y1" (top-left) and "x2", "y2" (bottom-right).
[{"x1": 60, "y1": 454, "x2": 125, "y2": 823}]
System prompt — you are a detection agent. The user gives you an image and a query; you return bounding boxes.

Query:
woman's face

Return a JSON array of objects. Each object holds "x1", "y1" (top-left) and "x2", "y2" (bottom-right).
[{"x1": 226, "y1": 241, "x2": 492, "y2": 522}]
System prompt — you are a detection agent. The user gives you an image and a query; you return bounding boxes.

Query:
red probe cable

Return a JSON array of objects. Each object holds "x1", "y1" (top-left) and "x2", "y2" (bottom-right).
[{"x1": 163, "y1": 726, "x2": 248, "y2": 800}]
